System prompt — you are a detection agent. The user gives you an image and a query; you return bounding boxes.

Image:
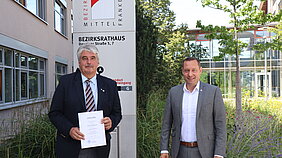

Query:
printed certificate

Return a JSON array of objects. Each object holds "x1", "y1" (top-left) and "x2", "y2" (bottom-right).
[{"x1": 78, "y1": 110, "x2": 106, "y2": 149}]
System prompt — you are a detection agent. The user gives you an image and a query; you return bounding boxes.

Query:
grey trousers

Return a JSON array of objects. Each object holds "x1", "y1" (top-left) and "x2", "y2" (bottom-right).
[{"x1": 177, "y1": 145, "x2": 202, "y2": 158}]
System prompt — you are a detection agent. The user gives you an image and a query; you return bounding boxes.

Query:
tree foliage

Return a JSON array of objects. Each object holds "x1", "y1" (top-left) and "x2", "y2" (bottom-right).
[
  {"x1": 196, "y1": 0, "x2": 282, "y2": 118},
  {"x1": 136, "y1": 0, "x2": 181, "y2": 109},
  {"x1": 139, "y1": 0, "x2": 176, "y2": 44},
  {"x1": 136, "y1": 0, "x2": 209, "y2": 110},
  {"x1": 254, "y1": 20, "x2": 282, "y2": 51},
  {"x1": 136, "y1": 0, "x2": 159, "y2": 109}
]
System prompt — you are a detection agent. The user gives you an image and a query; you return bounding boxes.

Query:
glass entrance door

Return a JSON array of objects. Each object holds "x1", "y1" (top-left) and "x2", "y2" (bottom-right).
[{"x1": 254, "y1": 72, "x2": 271, "y2": 98}]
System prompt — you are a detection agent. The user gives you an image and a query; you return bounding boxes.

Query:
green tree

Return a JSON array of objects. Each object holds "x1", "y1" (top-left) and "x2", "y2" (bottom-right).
[
  {"x1": 139, "y1": 0, "x2": 176, "y2": 44},
  {"x1": 196, "y1": 0, "x2": 282, "y2": 119},
  {"x1": 254, "y1": 20, "x2": 282, "y2": 51},
  {"x1": 136, "y1": 0, "x2": 178, "y2": 109},
  {"x1": 136, "y1": 0, "x2": 159, "y2": 109},
  {"x1": 157, "y1": 23, "x2": 210, "y2": 89},
  {"x1": 138, "y1": 0, "x2": 182, "y2": 90},
  {"x1": 136, "y1": 0, "x2": 210, "y2": 110}
]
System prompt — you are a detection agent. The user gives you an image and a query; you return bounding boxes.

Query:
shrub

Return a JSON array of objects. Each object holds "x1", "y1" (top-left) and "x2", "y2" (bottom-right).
[
  {"x1": 242, "y1": 97, "x2": 282, "y2": 123},
  {"x1": 0, "y1": 115, "x2": 56, "y2": 158},
  {"x1": 137, "y1": 89, "x2": 166, "y2": 158},
  {"x1": 225, "y1": 101, "x2": 282, "y2": 157}
]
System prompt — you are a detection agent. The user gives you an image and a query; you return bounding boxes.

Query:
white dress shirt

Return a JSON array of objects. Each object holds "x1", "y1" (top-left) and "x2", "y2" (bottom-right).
[
  {"x1": 181, "y1": 81, "x2": 199, "y2": 142},
  {"x1": 81, "y1": 74, "x2": 98, "y2": 110}
]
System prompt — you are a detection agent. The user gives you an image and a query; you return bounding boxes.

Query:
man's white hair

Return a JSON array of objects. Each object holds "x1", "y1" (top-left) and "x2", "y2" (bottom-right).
[{"x1": 77, "y1": 44, "x2": 99, "y2": 60}]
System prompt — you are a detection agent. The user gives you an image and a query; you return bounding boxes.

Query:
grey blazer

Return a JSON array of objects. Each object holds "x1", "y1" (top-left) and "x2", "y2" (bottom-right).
[{"x1": 160, "y1": 81, "x2": 226, "y2": 158}]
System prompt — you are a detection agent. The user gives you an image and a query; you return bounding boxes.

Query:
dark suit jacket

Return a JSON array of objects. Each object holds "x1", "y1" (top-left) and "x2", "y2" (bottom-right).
[
  {"x1": 48, "y1": 69, "x2": 122, "y2": 158},
  {"x1": 160, "y1": 82, "x2": 226, "y2": 158}
]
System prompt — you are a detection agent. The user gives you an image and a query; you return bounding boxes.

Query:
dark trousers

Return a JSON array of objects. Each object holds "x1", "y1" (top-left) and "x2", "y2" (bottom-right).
[
  {"x1": 78, "y1": 143, "x2": 110, "y2": 158},
  {"x1": 79, "y1": 148, "x2": 97, "y2": 158}
]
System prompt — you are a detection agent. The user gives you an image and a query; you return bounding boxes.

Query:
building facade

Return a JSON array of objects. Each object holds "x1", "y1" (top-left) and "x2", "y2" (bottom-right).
[
  {"x1": 187, "y1": 0, "x2": 282, "y2": 99},
  {"x1": 0, "y1": 0, "x2": 72, "y2": 139},
  {"x1": 188, "y1": 29, "x2": 281, "y2": 99},
  {"x1": 260, "y1": 0, "x2": 282, "y2": 14}
]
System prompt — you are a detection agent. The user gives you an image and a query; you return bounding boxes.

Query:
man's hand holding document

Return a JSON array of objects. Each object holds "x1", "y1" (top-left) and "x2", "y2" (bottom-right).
[{"x1": 78, "y1": 110, "x2": 106, "y2": 149}]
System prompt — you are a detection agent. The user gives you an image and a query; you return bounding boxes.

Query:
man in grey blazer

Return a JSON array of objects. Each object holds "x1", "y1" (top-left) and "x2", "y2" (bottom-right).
[{"x1": 160, "y1": 57, "x2": 226, "y2": 158}]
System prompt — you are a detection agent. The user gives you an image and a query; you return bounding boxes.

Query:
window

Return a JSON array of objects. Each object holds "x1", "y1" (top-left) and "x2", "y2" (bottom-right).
[
  {"x1": 4, "y1": 49, "x2": 13, "y2": 66},
  {"x1": 29, "y1": 56, "x2": 38, "y2": 70},
  {"x1": 21, "y1": 72, "x2": 28, "y2": 99},
  {"x1": 255, "y1": 30, "x2": 270, "y2": 38},
  {"x1": 5, "y1": 68, "x2": 12, "y2": 102},
  {"x1": 196, "y1": 41, "x2": 210, "y2": 59},
  {"x1": 54, "y1": 0, "x2": 67, "y2": 35},
  {"x1": 196, "y1": 34, "x2": 209, "y2": 41},
  {"x1": 15, "y1": 69, "x2": 20, "y2": 101},
  {"x1": 0, "y1": 69, "x2": 2, "y2": 102},
  {"x1": 0, "y1": 48, "x2": 3, "y2": 64},
  {"x1": 26, "y1": 0, "x2": 37, "y2": 15},
  {"x1": 55, "y1": 62, "x2": 67, "y2": 87},
  {"x1": 40, "y1": 73, "x2": 45, "y2": 96},
  {"x1": 211, "y1": 39, "x2": 221, "y2": 57},
  {"x1": 0, "y1": 46, "x2": 46, "y2": 105},
  {"x1": 21, "y1": 55, "x2": 28, "y2": 67},
  {"x1": 15, "y1": 0, "x2": 46, "y2": 20},
  {"x1": 239, "y1": 38, "x2": 251, "y2": 59},
  {"x1": 29, "y1": 71, "x2": 38, "y2": 98}
]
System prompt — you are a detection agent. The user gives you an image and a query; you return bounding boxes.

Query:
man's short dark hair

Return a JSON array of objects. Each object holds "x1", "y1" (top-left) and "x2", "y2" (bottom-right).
[{"x1": 182, "y1": 57, "x2": 201, "y2": 68}]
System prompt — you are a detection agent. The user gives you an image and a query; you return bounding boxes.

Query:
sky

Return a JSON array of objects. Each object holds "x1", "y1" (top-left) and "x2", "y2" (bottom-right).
[{"x1": 169, "y1": 0, "x2": 231, "y2": 29}]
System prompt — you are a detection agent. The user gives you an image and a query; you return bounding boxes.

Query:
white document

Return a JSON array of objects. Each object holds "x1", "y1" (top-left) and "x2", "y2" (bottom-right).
[{"x1": 78, "y1": 110, "x2": 106, "y2": 149}]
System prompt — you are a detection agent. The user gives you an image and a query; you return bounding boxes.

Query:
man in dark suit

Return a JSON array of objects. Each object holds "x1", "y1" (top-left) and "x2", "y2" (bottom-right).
[
  {"x1": 49, "y1": 44, "x2": 122, "y2": 158},
  {"x1": 160, "y1": 57, "x2": 226, "y2": 158}
]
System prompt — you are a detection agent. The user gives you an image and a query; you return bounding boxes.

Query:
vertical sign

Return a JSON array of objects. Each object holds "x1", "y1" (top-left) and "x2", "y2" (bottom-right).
[
  {"x1": 73, "y1": 0, "x2": 136, "y2": 158},
  {"x1": 73, "y1": 0, "x2": 135, "y2": 32}
]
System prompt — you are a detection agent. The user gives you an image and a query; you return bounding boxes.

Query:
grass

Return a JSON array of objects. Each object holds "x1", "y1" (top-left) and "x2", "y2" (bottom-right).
[
  {"x1": 0, "y1": 115, "x2": 56, "y2": 158},
  {"x1": 137, "y1": 90, "x2": 166, "y2": 158}
]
